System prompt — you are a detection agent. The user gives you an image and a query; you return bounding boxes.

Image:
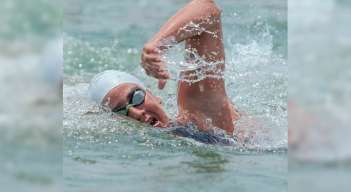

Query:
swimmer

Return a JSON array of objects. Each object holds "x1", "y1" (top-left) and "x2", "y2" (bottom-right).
[
  {"x1": 89, "y1": 0, "x2": 239, "y2": 138},
  {"x1": 88, "y1": 70, "x2": 235, "y2": 145}
]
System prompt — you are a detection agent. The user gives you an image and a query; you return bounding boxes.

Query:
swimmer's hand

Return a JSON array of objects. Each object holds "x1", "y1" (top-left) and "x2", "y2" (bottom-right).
[{"x1": 141, "y1": 42, "x2": 170, "y2": 89}]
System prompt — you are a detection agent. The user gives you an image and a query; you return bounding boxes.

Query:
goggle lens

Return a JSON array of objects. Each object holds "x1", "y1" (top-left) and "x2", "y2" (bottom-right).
[{"x1": 112, "y1": 89, "x2": 146, "y2": 116}]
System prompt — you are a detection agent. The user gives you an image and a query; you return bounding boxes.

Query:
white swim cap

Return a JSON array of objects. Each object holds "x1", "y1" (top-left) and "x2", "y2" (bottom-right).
[{"x1": 88, "y1": 70, "x2": 145, "y2": 105}]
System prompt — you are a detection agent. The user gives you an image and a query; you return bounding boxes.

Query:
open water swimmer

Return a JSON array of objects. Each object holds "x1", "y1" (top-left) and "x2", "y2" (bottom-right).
[{"x1": 88, "y1": 0, "x2": 240, "y2": 144}]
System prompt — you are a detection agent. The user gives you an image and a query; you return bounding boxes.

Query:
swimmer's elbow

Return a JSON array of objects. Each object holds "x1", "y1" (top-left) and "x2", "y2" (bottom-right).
[
  {"x1": 193, "y1": 1, "x2": 221, "y2": 32},
  {"x1": 204, "y1": 0, "x2": 222, "y2": 17},
  {"x1": 212, "y1": 4, "x2": 222, "y2": 17},
  {"x1": 193, "y1": 0, "x2": 221, "y2": 18}
]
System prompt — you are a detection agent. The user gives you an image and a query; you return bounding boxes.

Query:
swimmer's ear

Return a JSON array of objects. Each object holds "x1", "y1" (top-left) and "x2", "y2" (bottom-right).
[{"x1": 158, "y1": 79, "x2": 167, "y2": 90}]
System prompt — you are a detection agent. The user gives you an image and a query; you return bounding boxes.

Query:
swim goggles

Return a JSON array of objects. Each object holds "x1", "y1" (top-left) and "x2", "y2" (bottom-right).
[{"x1": 112, "y1": 88, "x2": 146, "y2": 116}]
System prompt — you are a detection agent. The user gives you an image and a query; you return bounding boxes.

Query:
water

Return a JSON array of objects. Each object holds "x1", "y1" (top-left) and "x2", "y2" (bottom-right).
[
  {"x1": 0, "y1": 54, "x2": 62, "y2": 192},
  {"x1": 0, "y1": 0, "x2": 62, "y2": 191},
  {"x1": 64, "y1": 0, "x2": 287, "y2": 191},
  {"x1": 289, "y1": 0, "x2": 351, "y2": 191}
]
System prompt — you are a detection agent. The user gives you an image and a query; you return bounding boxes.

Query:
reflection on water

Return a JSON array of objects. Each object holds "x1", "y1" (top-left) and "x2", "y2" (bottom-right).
[{"x1": 186, "y1": 148, "x2": 228, "y2": 173}]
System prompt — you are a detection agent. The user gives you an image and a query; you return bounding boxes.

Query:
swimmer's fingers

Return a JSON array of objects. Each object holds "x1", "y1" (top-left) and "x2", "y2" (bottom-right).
[
  {"x1": 143, "y1": 43, "x2": 160, "y2": 54},
  {"x1": 156, "y1": 70, "x2": 170, "y2": 80},
  {"x1": 147, "y1": 67, "x2": 170, "y2": 79},
  {"x1": 141, "y1": 50, "x2": 169, "y2": 79},
  {"x1": 148, "y1": 70, "x2": 169, "y2": 79},
  {"x1": 150, "y1": 61, "x2": 170, "y2": 79},
  {"x1": 142, "y1": 62, "x2": 162, "y2": 76},
  {"x1": 142, "y1": 53, "x2": 162, "y2": 63},
  {"x1": 143, "y1": 66, "x2": 158, "y2": 78},
  {"x1": 141, "y1": 56, "x2": 160, "y2": 70},
  {"x1": 141, "y1": 53, "x2": 162, "y2": 75},
  {"x1": 143, "y1": 60, "x2": 168, "y2": 76},
  {"x1": 146, "y1": 60, "x2": 166, "y2": 71}
]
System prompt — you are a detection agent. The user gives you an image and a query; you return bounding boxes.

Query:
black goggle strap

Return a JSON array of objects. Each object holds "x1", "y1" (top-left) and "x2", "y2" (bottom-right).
[{"x1": 114, "y1": 103, "x2": 133, "y2": 116}]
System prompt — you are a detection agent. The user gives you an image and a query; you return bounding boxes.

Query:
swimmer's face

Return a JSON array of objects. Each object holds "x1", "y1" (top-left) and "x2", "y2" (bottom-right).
[{"x1": 103, "y1": 83, "x2": 169, "y2": 127}]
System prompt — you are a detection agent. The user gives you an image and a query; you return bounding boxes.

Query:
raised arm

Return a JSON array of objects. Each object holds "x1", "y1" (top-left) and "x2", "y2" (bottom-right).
[
  {"x1": 149, "y1": 0, "x2": 221, "y2": 48},
  {"x1": 141, "y1": 0, "x2": 221, "y2": 87}
]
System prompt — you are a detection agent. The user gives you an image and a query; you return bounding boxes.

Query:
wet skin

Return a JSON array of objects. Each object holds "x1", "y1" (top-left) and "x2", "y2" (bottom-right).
[
  {"x1": 141, "y1": 0, "x2": 239, "y2": 135},
  {"x1": 102, "y1": 83, "x2": 170, "y2": 127}
]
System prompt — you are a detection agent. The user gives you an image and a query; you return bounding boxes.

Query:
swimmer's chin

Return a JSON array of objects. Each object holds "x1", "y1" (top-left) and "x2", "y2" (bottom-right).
[
  {"x1": 151, "y1": 119, "x2": 170, "y2": 128},
  {"x1": 153, "y1": 121, "x2": 169, "y2": 128},
  {"x1": 139, "y1": 113, "x2": 169, "y2": 128},
  {"x1": 151, "y1": 113, "x2": 170, "y2": 128}
]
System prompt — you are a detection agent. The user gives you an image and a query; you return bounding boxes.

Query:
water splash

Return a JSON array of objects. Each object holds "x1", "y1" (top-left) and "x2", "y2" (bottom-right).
[{"x1": 63, "y1": 2, "x2": 287, "y2": 151}]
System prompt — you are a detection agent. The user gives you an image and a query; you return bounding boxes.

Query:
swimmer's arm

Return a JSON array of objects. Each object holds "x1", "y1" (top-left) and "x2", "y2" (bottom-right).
[
  {"x1": 141, "y1": 0, "x2": 221, "y2": 82},
  {"x1": 147, "y1": 0, "x2": 221, "y2": 50}
]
